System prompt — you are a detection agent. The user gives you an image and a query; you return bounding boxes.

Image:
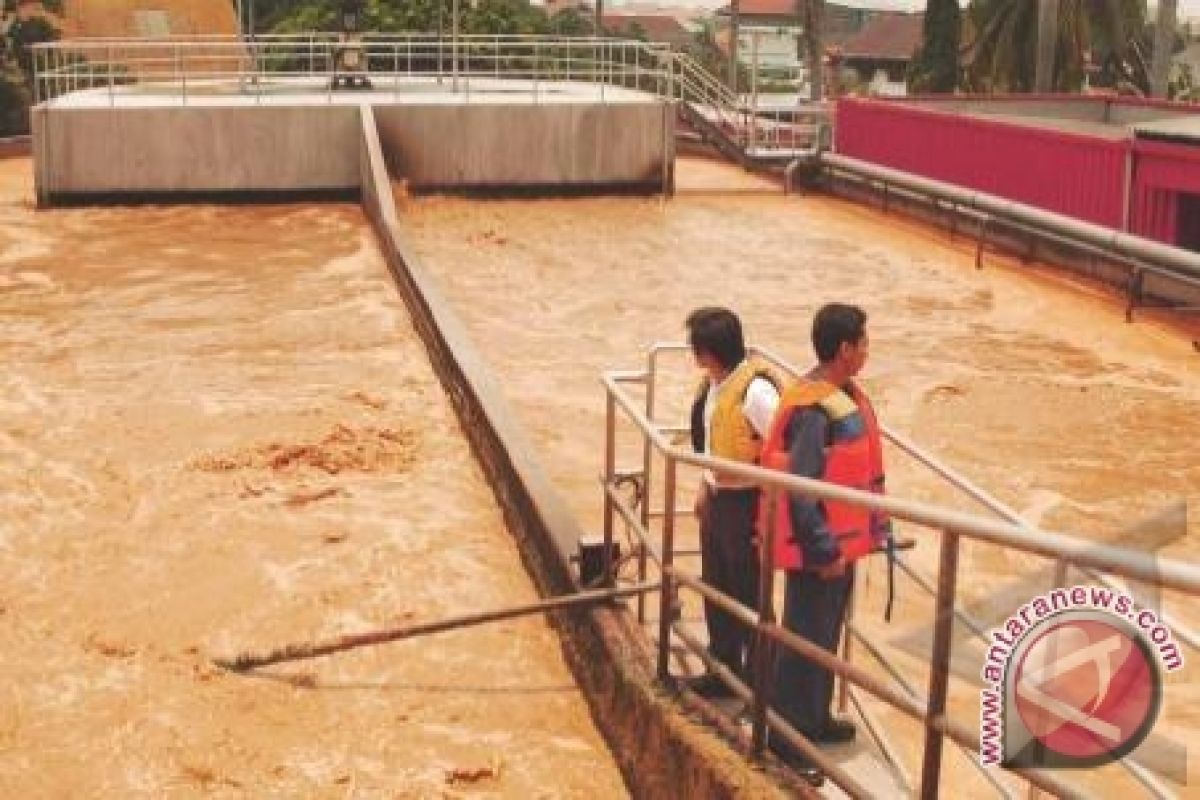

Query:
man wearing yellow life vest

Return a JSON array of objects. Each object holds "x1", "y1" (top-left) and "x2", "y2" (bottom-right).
[
  {"x1": 757, "y1": 303, "x2": 889, "y2": 767},
  {"x1": 686, "y1": 307, "x2": 781, "y2": 698}
]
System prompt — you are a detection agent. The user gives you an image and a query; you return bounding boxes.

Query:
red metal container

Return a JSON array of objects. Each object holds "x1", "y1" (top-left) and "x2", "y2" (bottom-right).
[
  {"x1": 835, "y1": 98, "x2": 1129, "y2": 229},
  {"x1": 1130, "y1": 139, "x2": 1200, "y2": 248}
]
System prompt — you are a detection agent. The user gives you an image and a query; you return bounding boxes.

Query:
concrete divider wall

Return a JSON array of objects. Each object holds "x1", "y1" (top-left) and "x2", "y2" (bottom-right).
[
  {"x1": 33, "y1": 106, "x2": 362, "y2": 198},
  {"x1": 34, "y1": 97, "x2": 672, "y2": 203},
  {"x1": 374, "y1": 103, "x2": 670, "y2": 189},
  {"x1": 356, "y1": 105, "x2": 783, "y2": 799}
]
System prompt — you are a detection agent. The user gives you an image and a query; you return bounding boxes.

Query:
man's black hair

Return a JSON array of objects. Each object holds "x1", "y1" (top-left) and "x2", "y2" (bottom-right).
[
  {"x1": 686, "y1": 307, "x2": 746, "y2": 370},
  {"x1": 812, "y1": 303, "x2": 867, "y2": 363}
]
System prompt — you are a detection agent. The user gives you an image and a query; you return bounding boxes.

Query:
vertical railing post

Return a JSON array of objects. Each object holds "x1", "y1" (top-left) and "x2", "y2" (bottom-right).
[
  {"x1": 663, "y1": 52, "x2": 674, "y2": 197},
  {"x1": 603, "y1": 391, "x2": 618, "y2": 588},
  {"x1": 637, "y1": 349, "x2": 658, "y2": 622},
  {"x1": 920, "y1": 528, "x2": 961, "y2": 799},
  {"x1": 1053, "y1": 557, "x2": 1069, "y2": 590},
  {"x1": 656, "y1": 457, "x2": 679, "y2": 681},
  {"x1": 750, "y1": 485, "x2": 779, "y2": 758}
]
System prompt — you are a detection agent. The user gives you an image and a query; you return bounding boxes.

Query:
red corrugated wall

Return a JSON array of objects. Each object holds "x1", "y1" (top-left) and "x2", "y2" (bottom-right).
[
  {"x1": 1129, "y1": 139, "x2": 1200, "y2": 245},
  {"x1": 835, "y1": 98, "x2": 1129, "y2": 230}
]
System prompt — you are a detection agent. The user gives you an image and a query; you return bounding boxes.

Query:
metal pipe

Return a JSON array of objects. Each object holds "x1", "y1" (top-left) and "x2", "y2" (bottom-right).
[
  {"x1": 215, "y1": 582, "x2": 659, "y2": 672},
  {"x1": 920, "y1": 530, "x2": 960, "y2": 799},
  {"x1": 822, "y1": 152, "x2": 1200, "y2": 282},
  {"x1": 603, "y1": 392, "x2": 617, "y2": 586},
  {"x1": 656, "y1": 458, "x2": 678, "y2": 681}
]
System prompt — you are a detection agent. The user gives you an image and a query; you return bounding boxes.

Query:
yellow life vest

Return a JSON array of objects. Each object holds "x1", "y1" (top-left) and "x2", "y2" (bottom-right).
[{"x1": 694, "y1": 357, "x2": 781, "y2": 464}]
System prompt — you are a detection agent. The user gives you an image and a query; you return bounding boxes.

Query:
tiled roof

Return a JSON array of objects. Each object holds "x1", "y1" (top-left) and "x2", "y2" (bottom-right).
[
  {"x1": 840, "y1": 11, "x2": 923, "y2": 61},
  {"x1": 602, "y1": 13, "x2": 692, "y2": 45}
]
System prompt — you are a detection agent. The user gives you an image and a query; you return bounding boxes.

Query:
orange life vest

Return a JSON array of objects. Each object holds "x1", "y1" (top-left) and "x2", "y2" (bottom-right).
[{"x1": 757, "y1": 378, "x2": 886, "y2": 572}]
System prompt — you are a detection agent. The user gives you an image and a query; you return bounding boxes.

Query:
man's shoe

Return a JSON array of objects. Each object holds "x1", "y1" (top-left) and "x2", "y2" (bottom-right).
[
  {"x1": 815, "y1": 718, "x2": 857, "y2": 744},
  {"x1": 685, "y1": 673, "x2": 735, "y2": 699}
]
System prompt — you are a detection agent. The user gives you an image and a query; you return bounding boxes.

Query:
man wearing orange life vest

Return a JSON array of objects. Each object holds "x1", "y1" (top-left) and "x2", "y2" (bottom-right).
[
  {"x1": 758, "y1": 303, "x2": 889, "y2": 766},
  {"x1": 685, "y1": 307, "x2": 781, "y2": 697}
]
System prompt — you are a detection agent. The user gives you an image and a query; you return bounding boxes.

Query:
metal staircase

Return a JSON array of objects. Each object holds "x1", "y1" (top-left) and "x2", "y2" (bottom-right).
[{"x1": 671, "y1": 51, "x2": 827, "y2": 167}]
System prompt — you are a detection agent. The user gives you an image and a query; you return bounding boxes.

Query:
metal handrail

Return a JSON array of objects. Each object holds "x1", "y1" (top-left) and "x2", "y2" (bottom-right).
[
  {"x1": 32, "y1": 35, "x2": 674, "y2": 107},
  {"x1": 603, "y1": 343, "x2": 1198, "y2": 797},
  {"x1": 31, "y1": 34, "x2": 824, "y2": 157}
]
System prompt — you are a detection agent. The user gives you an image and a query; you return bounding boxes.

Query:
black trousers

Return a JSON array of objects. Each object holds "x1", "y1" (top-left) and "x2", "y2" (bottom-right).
[
  {"x1": 772, "y1": 566, "x2": 855, "y2": 744},
  {"x1": 699, "y1": 488, "x2": 761, "y2": 676}
]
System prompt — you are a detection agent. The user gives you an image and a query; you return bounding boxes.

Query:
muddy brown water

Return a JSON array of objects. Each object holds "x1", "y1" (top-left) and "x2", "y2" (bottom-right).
[
  {"x1": 0, "y1": 158, "x2": 626, "y2": 797},
  {"x1": 398, "y1": 157, "x2": 1200, "y2": 795}
]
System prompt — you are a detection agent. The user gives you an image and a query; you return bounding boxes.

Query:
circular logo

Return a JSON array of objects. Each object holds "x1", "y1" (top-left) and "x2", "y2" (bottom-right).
[{"x1": 1012, "y1": 617, "x2": 1160, "y2": 763}]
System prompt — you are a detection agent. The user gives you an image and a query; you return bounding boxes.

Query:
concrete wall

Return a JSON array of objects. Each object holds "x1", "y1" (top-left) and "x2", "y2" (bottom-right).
[
  {"x1": 374, "y1": 103, "x2": 670, "y2": 189},
  {"x1": 34, "y1": 99, "x2": 671, "y2": 203},
  {"x1": 33, "y1": 105, "x2": 361, "y2": 200}
]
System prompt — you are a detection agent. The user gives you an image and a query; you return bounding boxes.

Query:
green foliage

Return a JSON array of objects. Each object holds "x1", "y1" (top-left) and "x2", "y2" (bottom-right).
[
  {"x1": 267, "y1": 0, "x2": 561, "y2": 36},
  {"x1": 7, "y1": 15, "x2": 59, "y2": 74},
  {"x1": 964, "y1": 0, "x2": 1148, "y2": 93},
  {"x1": 549, "y1": 9, "x2": 592, "y2": 37},
  {"x1": 0, "y1": 69, "x2": 30, "y2": 135},
  {"x1": 0, "y1": 7, "x2": 60, "y2": 135},
  {"x1": 909, "y1": 0, "x2": 960, "y2": 93}
]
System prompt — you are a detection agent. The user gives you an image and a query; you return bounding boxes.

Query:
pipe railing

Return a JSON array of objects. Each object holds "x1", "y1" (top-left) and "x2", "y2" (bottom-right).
[
  {"x1": 820, "y1": 152, "x2": 1200, "y2": 294},
  {"x1": 603, "y1": 342, "x2": 1199, "y2": 798},
  {"x1": 31, "y1": 34, "x2": 827, "y2": 157},
  {"x1": 32, "y1": 34, "x2": 674, "y2": 107}
]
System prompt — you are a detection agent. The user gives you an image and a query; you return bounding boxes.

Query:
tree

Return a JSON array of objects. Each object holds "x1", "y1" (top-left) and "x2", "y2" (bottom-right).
[
  {"x1": 0, "y1": 5, "x2": 60, "y2": 135},
  {"x1": 965, "y1": 0, "x2": 1146, "y2": 93},
  {"x1": 1150, "y1": 0, "x2": 1177, "y2": 97},
  {"x1": 909, "y1": 0, "x2": 962, "y2": 93},
  {"x1": 1035, "y1": 0, "x2": 1059, "y2": 91},
  {"x1": 550, "y1": 8, "x2": 592, "y2": 37},
  {"x1": 801, "y1": 0, "x2": 824, "y2": 101}
]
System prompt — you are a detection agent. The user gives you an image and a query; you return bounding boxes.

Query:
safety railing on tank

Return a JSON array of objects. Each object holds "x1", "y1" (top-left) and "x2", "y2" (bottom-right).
[
  {"x1": 601, "y1": 342, "x2": 1199, "y2": 799},
  {"x1": 671, "y1": 51, "x2": 825, "y2": 157},
  {"x1": 31, "y1": 34, "x2": 675, "y2": 107},
  {"x1": 30, "y1": 33, "x2": 826, "y2": 157}
]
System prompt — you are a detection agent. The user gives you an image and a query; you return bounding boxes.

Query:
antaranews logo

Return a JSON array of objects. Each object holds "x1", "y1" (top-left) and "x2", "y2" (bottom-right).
[{"x1": 979, "y1": 584, "x2": 1184, "y2": 769}]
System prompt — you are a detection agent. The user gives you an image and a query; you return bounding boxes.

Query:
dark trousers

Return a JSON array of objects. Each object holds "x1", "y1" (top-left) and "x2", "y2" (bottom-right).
[
  {"x1": 772, "y1": 566, "x2": 854, "y2": 744},
  {"x1": 699, "y1": 488, "x2": 761, "y2": 676}
]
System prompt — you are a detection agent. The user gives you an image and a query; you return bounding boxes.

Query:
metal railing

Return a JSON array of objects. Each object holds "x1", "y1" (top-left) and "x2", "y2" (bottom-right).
[
  {"x1": 31, "y1": 34, "x2": 674, "y2": 107},
  {"x1": 602, "y1": 342, "x2": 1199, "y2": 799},
  {"x1": 673, "y1": 50, "x2": 825, "y2": 158},
  {"x1": 31, "y1": 33, "x2": 825, "y2": 158}
]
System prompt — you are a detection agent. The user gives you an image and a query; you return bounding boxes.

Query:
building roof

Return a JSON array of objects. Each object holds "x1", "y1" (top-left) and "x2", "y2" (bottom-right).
[
  {"x1": 716, "y1": 0, "x2": 799, "y2": 18},
  {"x1": 603, "y1": 13, "x2": 692, "y2": 46},
  {"x1": 840, "y1": 11, "x2": 922, "y2": 61}
]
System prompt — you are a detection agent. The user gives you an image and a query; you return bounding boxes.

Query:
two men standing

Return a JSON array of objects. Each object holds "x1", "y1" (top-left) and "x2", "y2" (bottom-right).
[{"x1": 687, "y1": 303, "x2": 888, "y2": 770}]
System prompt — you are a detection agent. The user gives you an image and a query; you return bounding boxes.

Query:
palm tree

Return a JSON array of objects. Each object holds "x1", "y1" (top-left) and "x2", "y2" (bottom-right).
[
  {"x1": 1035, "y1": 0, "x2": 1060, "y2": 92},
  {"x1": 1150, "y1": 0, "x2": 1178, "y2": 97},
  {"x1": 966, "y1": 0, "x2": 1146, "y2": 93}
]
